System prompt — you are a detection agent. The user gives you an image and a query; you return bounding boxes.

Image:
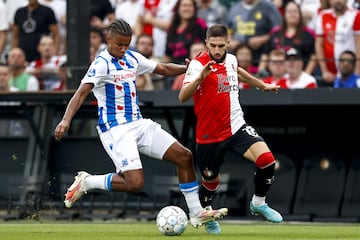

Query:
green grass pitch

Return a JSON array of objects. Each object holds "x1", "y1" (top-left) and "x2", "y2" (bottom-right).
[{"x1": 0, "y1": 220, "x2": 359, "y2": 240}]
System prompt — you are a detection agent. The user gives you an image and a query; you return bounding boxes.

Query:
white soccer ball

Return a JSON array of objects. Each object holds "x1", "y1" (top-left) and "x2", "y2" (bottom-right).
[{"x1": 156, "y1": 205, "x2": 188, "y2": 236}]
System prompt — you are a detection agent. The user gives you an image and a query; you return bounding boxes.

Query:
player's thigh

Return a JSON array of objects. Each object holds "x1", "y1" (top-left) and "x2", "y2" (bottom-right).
[
  {"x1": 138, "y1": 119, "x2": 177, "y2": 160},
  {"x1": 196, "y1": 143, "x2": 225, "y2": 179},
  {"x1": 243, "y1": 141, "x2": 271, "y2": 162},
  {"x1": 99, "y1": 125, "x2": 142, "y2": 173}
]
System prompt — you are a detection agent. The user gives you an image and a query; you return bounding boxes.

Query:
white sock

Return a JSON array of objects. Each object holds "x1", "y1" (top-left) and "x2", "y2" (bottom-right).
[
  {"x1": 84, "y1": 173, "x2": 114, "y2": 191},
  {"x1": 179, "y1": 181, "x2": 203, "y2": 217},
  {"x1": 252, "y1": 194, "x2": 266, "y2": 206},
  {"x1": 182, "y1": 190, "x2": 203, "y2": 217}
]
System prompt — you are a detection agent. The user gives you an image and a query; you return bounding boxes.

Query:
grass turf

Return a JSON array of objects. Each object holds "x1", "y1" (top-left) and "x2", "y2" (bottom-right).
[{"x1": 0, "y1": 221, "x2": 359, "y2": 240}]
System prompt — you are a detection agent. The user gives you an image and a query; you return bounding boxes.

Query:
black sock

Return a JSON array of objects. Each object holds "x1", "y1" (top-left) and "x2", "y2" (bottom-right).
[{"x1": 254, "y1": 163, "x2": 275, "y2": 197}]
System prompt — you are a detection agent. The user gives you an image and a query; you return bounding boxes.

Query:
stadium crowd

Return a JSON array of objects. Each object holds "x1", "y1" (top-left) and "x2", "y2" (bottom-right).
[{"x1": 0, "y1": 0, "x2": 359, "y2": 93}]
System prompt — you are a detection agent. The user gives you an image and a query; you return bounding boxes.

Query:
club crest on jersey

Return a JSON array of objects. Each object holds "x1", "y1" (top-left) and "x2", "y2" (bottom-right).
[
  {"x1": 87, "y1": 68, "x2": 96, "y2": 77},
  {"x1": 121, "y1": 159, "x2": 129, "y2": 167},
  {"x1": 203, "y1": 168, "x2": 213, "y2": 177}
]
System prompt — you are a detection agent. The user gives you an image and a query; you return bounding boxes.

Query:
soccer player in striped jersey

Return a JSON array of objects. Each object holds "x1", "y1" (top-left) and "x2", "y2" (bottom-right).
[
  {"x1": 54, "y1": 19, "x2": 227, "y2": 227},
  {"x1": 178, "y1": 24, "x2": 282, "y2": 234}
]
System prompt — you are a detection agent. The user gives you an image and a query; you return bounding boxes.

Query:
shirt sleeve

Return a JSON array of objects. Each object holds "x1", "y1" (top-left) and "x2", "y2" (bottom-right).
[
  {"x1": 81, "y1": 57, "x2": 109, "y2": 85},
  {"x1": 183, "y1": 60, "x2": 203, "y2": 86},
  {"x1": 132, "y1": 51, "x2": 157, "y2": 75}
]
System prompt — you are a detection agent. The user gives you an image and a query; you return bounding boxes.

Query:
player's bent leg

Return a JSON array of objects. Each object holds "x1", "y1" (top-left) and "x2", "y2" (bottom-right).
[
  {"x1": 111, "y1": 169, "x2": 144, "y2": 192},
  {"x1": 64, "y1": 171, "x2": 90, "y2": 208}
]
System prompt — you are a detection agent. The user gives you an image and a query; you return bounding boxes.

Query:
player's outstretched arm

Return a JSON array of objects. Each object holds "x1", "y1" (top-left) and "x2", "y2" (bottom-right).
[
  {"x1": 237, "y1": 67, "x2": 279, "y2": 93},
  {"x1": 154, "y1": 62, "x2": 187, "y2": 77},
  {"x1": 54, "y1": 83, "x2": 93, "y2": 141}
]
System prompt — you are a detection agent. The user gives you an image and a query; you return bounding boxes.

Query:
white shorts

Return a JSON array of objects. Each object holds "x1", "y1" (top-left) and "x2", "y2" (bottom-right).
[{"x1": 97, "y1": 118, "x2": 177, "y2": 173}]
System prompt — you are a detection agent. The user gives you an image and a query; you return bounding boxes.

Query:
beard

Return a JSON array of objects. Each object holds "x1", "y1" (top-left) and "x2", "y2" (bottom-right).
[
  {"x1": 334, "y1": 3, "x2": 346, "y2": 13},
  {"x1": 209, "y1": 51, "x2": 227, "y2": 63}
]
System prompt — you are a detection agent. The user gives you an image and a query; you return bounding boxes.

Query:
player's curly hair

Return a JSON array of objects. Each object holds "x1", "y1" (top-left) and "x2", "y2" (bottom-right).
[{"x1": 108, "y1": 19, "x2": 132, "y2": 37}]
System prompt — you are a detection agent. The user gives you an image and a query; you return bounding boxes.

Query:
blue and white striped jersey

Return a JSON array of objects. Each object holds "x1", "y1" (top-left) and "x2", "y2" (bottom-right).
[{"x1": 81, "y1": 49, "x2": 157, "y2": 132}]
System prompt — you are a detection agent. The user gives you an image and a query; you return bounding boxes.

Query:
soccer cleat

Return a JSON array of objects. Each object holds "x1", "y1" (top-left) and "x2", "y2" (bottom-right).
[
  {"x1": 64, "y1": 171, "x2": 90, "y2": 208},
  {"x1": 205, "y1": 220, "x2": 222, "y2": 234},
  {"x1": 249, "y1": 202, "x2": 283, "y2": 223},
  {"x1": 190, "y1": 207, "x2": 228, "y2": 228}
]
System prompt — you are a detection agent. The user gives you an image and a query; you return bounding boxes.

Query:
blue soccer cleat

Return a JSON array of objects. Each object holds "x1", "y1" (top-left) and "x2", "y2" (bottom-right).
[
  {"x1": 250, "y1": 202, "x2": 283, "y2": 223},
  {"x1": 205, "y1": 220, "x2": 222, "y2": 234}
]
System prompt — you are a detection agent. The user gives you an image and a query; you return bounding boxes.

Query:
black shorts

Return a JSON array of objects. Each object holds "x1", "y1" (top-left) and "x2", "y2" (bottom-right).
[{"x1": 195, "y1": 124, "x2": 264, "y2": 180}]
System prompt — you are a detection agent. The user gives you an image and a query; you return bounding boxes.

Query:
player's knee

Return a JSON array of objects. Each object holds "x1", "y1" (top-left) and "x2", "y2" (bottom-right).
[
  {"x1": 177, "y1": 147, "x2": 193, "y2": 166},
  {"x1": 255, "y1": 152, "x2": 276, "y2": 169}
]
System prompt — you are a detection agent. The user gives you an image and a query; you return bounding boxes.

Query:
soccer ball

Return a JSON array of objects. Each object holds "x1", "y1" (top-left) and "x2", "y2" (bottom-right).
[{"x1": 156, "y1": 205, "x2": 188, "y2": 236}]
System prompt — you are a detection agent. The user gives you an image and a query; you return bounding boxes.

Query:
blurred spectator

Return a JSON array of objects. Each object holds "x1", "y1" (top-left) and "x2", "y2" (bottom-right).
[
  {"x1": 11, "y1": 0, "x2": 60, "y2": 63},
  {"x1": 26, "y1": 35, "x2": 67, "y2": 90},
  {"x1": 89, "y1": 26, "x2": 107, "y2": 62},
  {"x1": 227, "y1": 0, "x2": 282, "y2": 67},
  {"x1": 58, "y1": 61, "x2": 68, "y2": 91},
  {"x1": 333, "y1": 50, "x2": 360, "y2": 88},
  {"x1": 294, "y1": 0, "x2": 321, "y2": 30},
  {"x1": 234, "y1": 43, "x2": 258, "y2": 89},
  {"x1": 6, "y1": 47, "x2": 39, "y2": 136},
  {"x1": 258, "y1": 1, "x2": 317, "y2": 76},
  {"x1": 135, "y1": 33, "x2": 154, "y2": 58},
  {"x1": 262, "y1": 49, "x2": 287, "y2": 85},
  {"x1": 0, "y1": 62, "x2": 21, "y2": 137},
  {"x1": 235, "y1": 43, "x2": 258, "y2": 75},
  {"x1": 134, "y1": 33, "x2": 166, "y2": 90},
  {"x1": 315, "y1": 0, "x2": 360, "y2": 86},
  {"x1": 8, "y1": 47, "x2": 40, "y2": 91},
  {"x1": 134, "y1": 34, "x2": 155, "y2": 91},
  {"x1": 0, "y1": 63, "x2": 17, "y2": 92},
  {"x1": 39, "y1": 0, "x2": 67, "y2": 55},
  {"x1": 165, "y1": 0, "x2": 207, "y2": 65},
  {"x1": 0, "y1": 1, "x2": 8, "y2": 63},
  {"x1": 139, "y1": 0, "x2": 178, "y2": 60},
  {"x1": 114, "y1": 0, "x2": 143, "y2": 48},
  {"x1": 196, "y1": 0, "x2": 227, "y2": 26},
  {"x1": 278, "y1": 47, "x2": 317, "y2": 88},
  {"x1": 171, "y1": 41, "x2": 207, "y2": 90},
  {"x1": 90, "y1": 0, "x2": 115, "y2": 31}
]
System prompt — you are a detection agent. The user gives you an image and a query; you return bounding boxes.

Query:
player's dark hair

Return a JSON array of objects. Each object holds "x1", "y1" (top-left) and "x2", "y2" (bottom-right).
[
  {"x1": 108, "y1": 19, "x2": 132, "y2": 37},
  {"x1": 206, "y1": 24, "x2": 228, "y2": 39}
]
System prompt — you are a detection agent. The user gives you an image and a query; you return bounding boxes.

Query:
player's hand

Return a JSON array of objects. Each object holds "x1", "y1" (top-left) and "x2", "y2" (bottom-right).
[
  {"x1": 54, "y1": 119, "x2": 70, "y2": 141},
  {"x1": 199, "y1": 60, "x2": 215, "y2": 82},
  {"x1": 262, "y1": 82, "x2": 280, "y2": 94}
]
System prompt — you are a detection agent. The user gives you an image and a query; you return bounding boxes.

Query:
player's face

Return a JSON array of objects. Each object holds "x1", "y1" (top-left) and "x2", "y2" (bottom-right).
[
  {"x1": 106, "y1": 33, "x2": 131, "y2": 59},
  {"x1": 205, "y1": 36, "x2": 229, "y2": 63}
]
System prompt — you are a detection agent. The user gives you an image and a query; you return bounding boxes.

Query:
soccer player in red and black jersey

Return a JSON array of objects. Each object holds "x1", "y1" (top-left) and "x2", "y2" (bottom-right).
[{"x1": 179, "y1": 24, "x2": 282, "y2": 234}]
